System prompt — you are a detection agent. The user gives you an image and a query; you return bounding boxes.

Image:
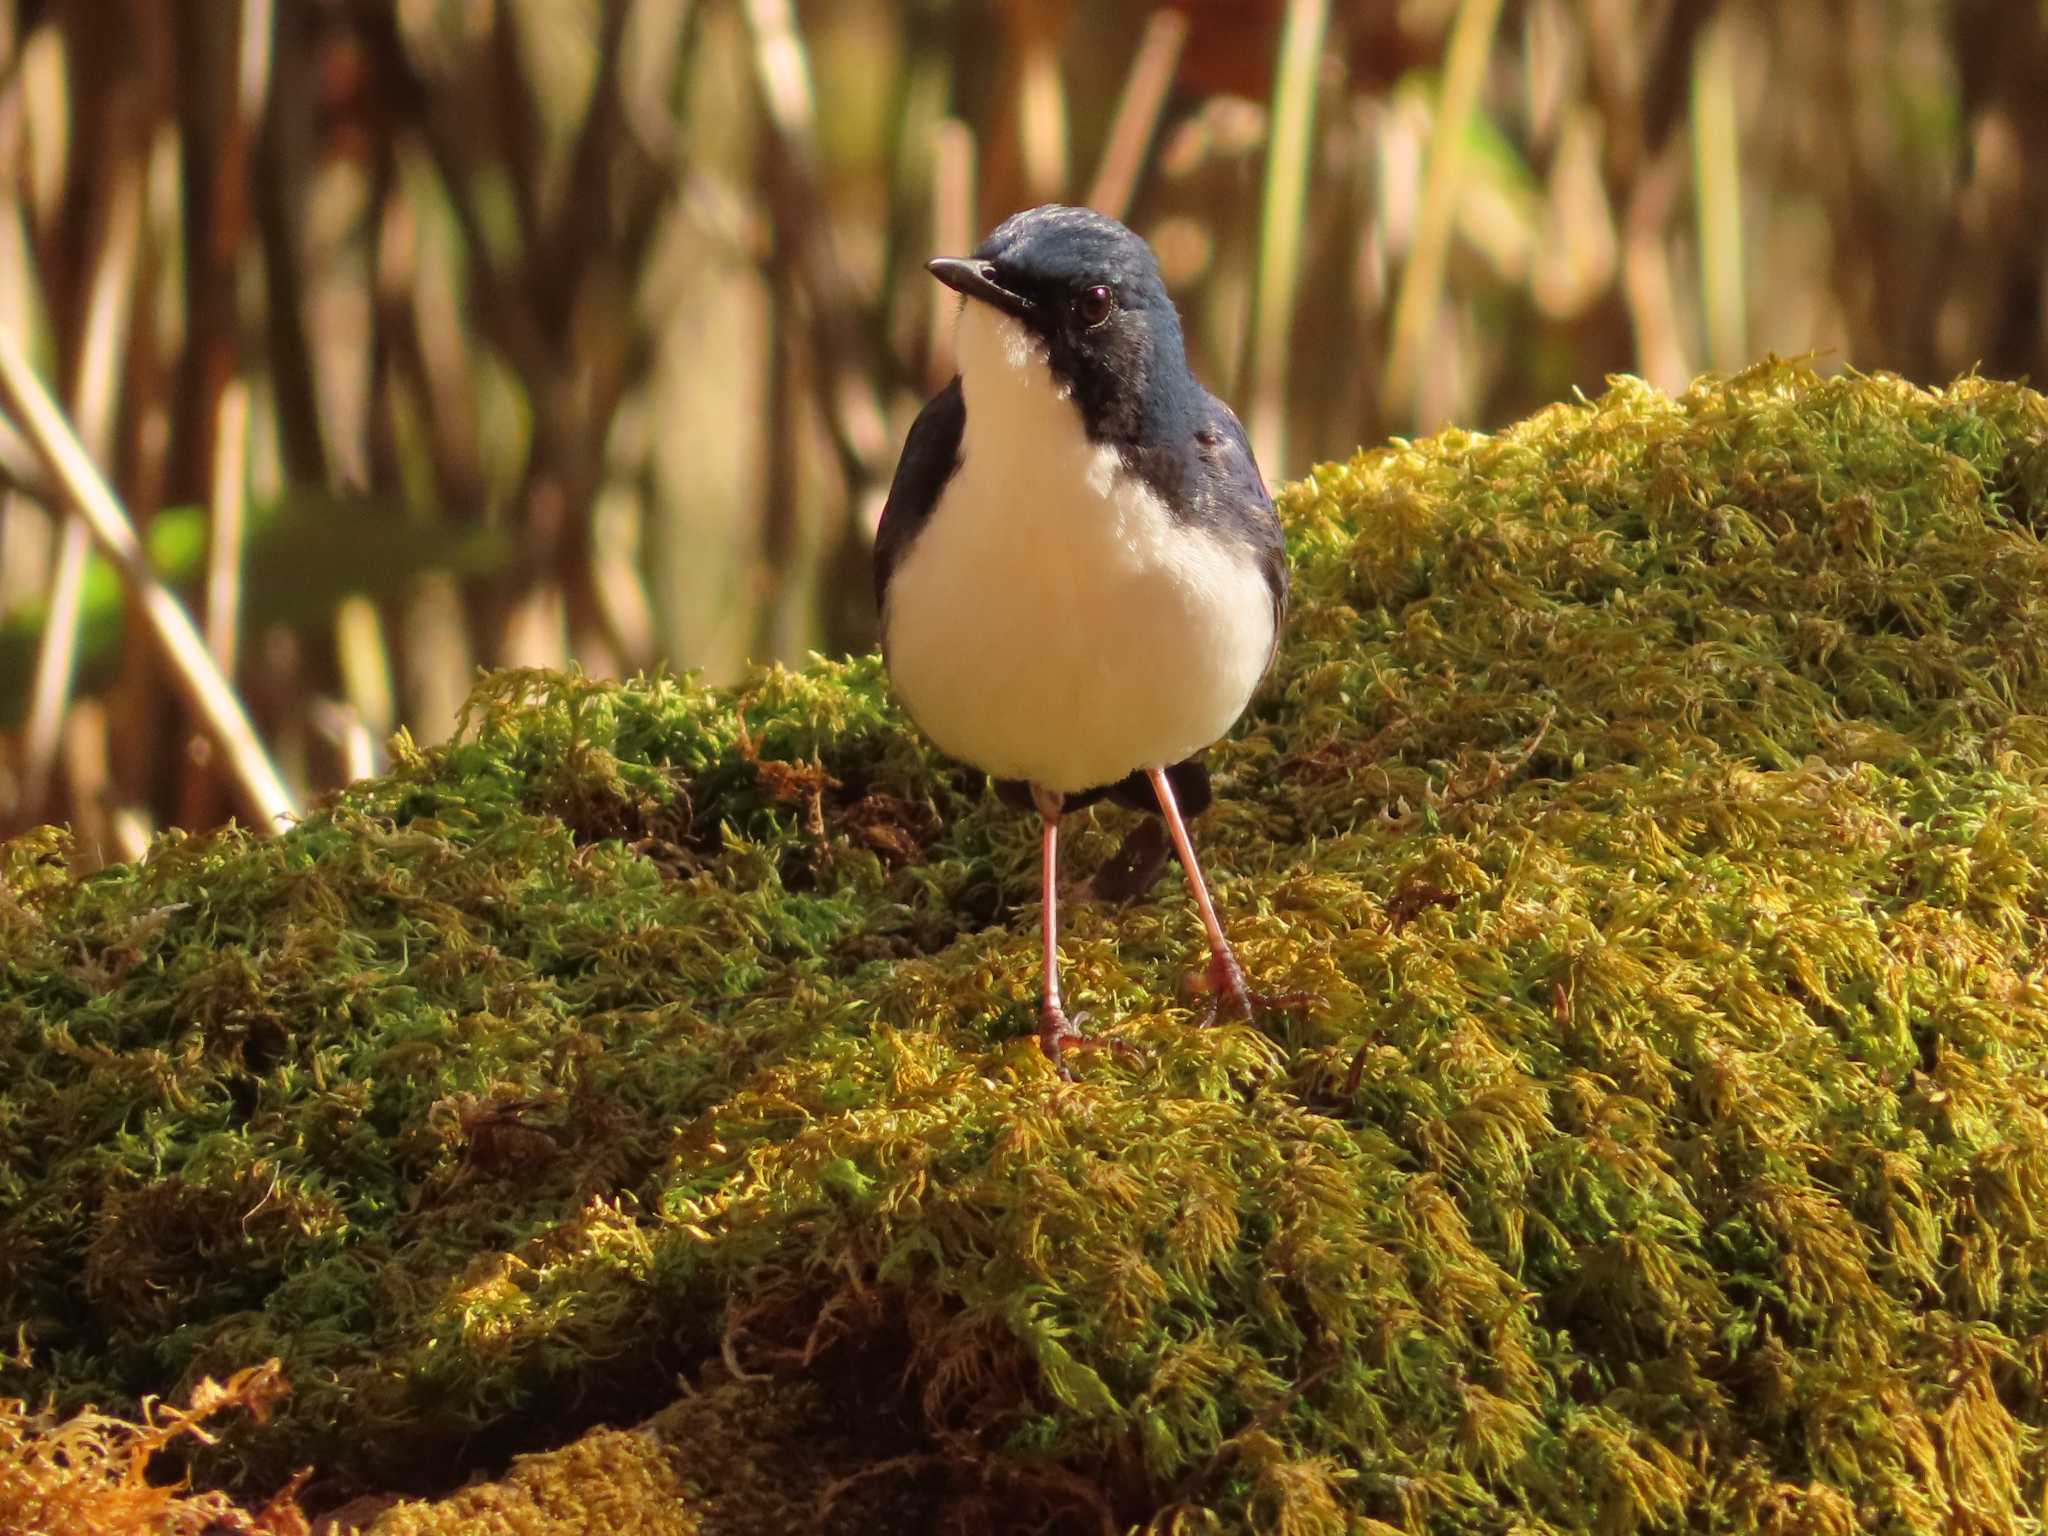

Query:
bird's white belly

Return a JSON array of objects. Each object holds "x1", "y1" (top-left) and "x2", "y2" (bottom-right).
[{"x1": 882, "y1": 331, "x2": 1273, "y2": 792}]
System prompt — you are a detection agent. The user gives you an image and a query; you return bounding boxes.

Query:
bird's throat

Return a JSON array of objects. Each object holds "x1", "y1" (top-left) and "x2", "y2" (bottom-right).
[{"x1": 956, "y1": 304, "x2": 1072, "y2": 422}]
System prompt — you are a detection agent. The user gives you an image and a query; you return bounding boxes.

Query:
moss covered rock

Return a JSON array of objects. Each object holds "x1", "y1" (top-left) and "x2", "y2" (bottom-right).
[{"x1": 6, "y1": 361, "x2": 2048, "y2": 1533}]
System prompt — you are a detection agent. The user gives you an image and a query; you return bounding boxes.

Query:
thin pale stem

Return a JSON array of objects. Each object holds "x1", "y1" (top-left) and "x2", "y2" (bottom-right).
[
  {"x1": 204, "y1": 380, "x2": 248, "y2": 674},
  {"x1": 1691, "y1": 14, "x2": 1746, "y2": 373},
  {"x1": 0, "y1": 325, "x2": 296, "y2": 831}
]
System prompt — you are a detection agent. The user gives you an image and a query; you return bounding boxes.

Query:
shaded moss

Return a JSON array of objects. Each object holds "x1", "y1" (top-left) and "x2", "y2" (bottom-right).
[
  {"x1": 364, "y1": 1371, "x2": 951, "y2": 1536},
  {"x1": 6, "y1": 361, "x2": 2048, "y2": 1533}
]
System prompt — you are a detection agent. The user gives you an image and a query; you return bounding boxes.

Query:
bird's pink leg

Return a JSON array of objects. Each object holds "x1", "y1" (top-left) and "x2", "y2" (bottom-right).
[
  {"x1": 1032, "y1": 784, "x2": 1089, "y2": 1074},
  {"x1": 1147, "y1": 766, "x2": 1307, "y2": 1024}
]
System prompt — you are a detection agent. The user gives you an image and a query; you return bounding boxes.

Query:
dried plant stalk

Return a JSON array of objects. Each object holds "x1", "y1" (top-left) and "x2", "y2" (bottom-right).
[{"x1": 0, "y1": 326, "x2": 295, "y2": 830}]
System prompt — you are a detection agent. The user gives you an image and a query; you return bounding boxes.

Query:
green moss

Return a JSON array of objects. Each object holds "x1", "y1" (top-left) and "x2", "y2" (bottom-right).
[{"x1": 6, "y1": 361, "x2": 2048, "y2": 1533}]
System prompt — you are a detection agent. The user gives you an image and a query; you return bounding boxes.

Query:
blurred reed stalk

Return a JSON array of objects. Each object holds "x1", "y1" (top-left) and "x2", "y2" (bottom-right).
[
  {"x1": 0, "y1": 326, "x2": 295, "y2": 829},
  {"x1": 1244, "y1": 0, "x2": 1325, "y2": 477},
  {"x1": 1690, "y1": 12, "x2": 1746, "y2": 374},
  {"x1": 1085, "y1": 8, "x2": 1187, "y2": 220},
  {"x1": 1381, "y1": 0, "x2": 1507, "y2": 430}
]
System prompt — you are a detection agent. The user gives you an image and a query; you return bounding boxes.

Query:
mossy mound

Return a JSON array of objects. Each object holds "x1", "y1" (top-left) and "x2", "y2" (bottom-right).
[{"x1": 7, "y1": 361, "x2": 2048, "y2": 1533}]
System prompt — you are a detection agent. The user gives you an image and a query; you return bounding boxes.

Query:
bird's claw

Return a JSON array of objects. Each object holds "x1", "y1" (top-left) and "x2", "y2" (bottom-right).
[
  {"x1": 1035, "y1": 1005, "x2": 1142, "y2": 1079},
  {"x1": 1188, "y1": 951, "x2": 1317, "y2": 1027}
]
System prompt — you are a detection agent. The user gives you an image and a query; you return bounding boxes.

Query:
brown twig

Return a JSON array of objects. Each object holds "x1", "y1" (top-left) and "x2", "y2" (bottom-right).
[
  {"x1": 252, "y1": 0, "x2": 326, "y2": 485},
  {"x1": 540, "y1": 0, "x2": 633, "y2": 332},
  {"x1": 756, "y1": 242, "x2": 801, "y2": 661},
  {"x1": 1436, "y1": 705, "x2": 1556, "y2": 810}
]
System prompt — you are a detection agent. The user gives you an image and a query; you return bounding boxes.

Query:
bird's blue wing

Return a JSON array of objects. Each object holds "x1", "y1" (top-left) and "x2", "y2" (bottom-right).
[
  {"x1": 873, "y1": 377, "x2": 966, "y2": 615},
  {"x1": 1192, "y1": 400, "x2": 1288, "y2": 674}
]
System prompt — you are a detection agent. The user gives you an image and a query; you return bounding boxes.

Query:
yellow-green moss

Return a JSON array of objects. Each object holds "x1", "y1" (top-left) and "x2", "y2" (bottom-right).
[
  {"x1": 6, "y1": 362, "x2": 2048, "y2": 1533},
  {"x1": 363, "y1": 1422, "x2": 702, "y2": 1536}
]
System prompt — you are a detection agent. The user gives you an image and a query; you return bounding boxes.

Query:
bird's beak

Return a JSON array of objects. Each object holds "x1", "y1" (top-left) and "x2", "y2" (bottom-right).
[{"x1": 927, "y1": 258, "x2": 1033, "y2": 321}]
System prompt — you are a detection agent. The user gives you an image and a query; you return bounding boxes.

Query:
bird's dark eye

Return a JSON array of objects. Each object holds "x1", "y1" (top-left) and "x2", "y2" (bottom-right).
[{"x1": 1075, "y1": 285, "x2": 1114, "y2": 328}]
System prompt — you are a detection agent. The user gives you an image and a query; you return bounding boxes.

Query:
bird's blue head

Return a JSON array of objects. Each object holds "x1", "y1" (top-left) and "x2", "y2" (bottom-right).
[{"x1": 928, "y1": 205, "x2": 1193, "y2": 444}]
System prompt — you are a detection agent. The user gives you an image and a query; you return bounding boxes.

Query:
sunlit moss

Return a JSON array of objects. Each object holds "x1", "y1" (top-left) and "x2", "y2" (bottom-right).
[{"x1": 5, "y1": 361, "x2": 2048, "y2": 1533}]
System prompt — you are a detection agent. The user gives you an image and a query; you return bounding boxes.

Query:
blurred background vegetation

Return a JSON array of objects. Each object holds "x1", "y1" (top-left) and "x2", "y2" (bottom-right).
[{"x1": 0, "y1": 0, "x2": 2042, "y2": 853}]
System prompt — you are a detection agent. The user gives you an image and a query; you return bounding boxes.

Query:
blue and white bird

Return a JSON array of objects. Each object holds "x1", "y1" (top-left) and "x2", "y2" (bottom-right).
[{"x1": 874, "y1": 205, "x2": 1292, "y2": 1073}]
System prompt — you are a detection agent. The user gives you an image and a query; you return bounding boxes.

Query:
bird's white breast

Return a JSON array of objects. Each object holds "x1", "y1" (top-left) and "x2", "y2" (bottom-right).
[{"x1": 882, "y1": 305, "x2": 1274, "y2": 793}]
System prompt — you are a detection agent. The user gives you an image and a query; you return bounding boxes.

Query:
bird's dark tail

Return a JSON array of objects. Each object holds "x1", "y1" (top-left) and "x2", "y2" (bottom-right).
[{"x1": 992, "y1": 756, "x2": 1210, "y2": 818}]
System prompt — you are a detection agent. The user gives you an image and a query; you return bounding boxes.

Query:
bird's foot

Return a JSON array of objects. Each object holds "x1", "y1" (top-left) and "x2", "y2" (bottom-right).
[
  {"x1": 1035, "y1": 1004, "x2": 1141, "y2": 1079},
  {"x1": 1187, "y1": 950, "x2": 1317, "y2": 1027}
]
